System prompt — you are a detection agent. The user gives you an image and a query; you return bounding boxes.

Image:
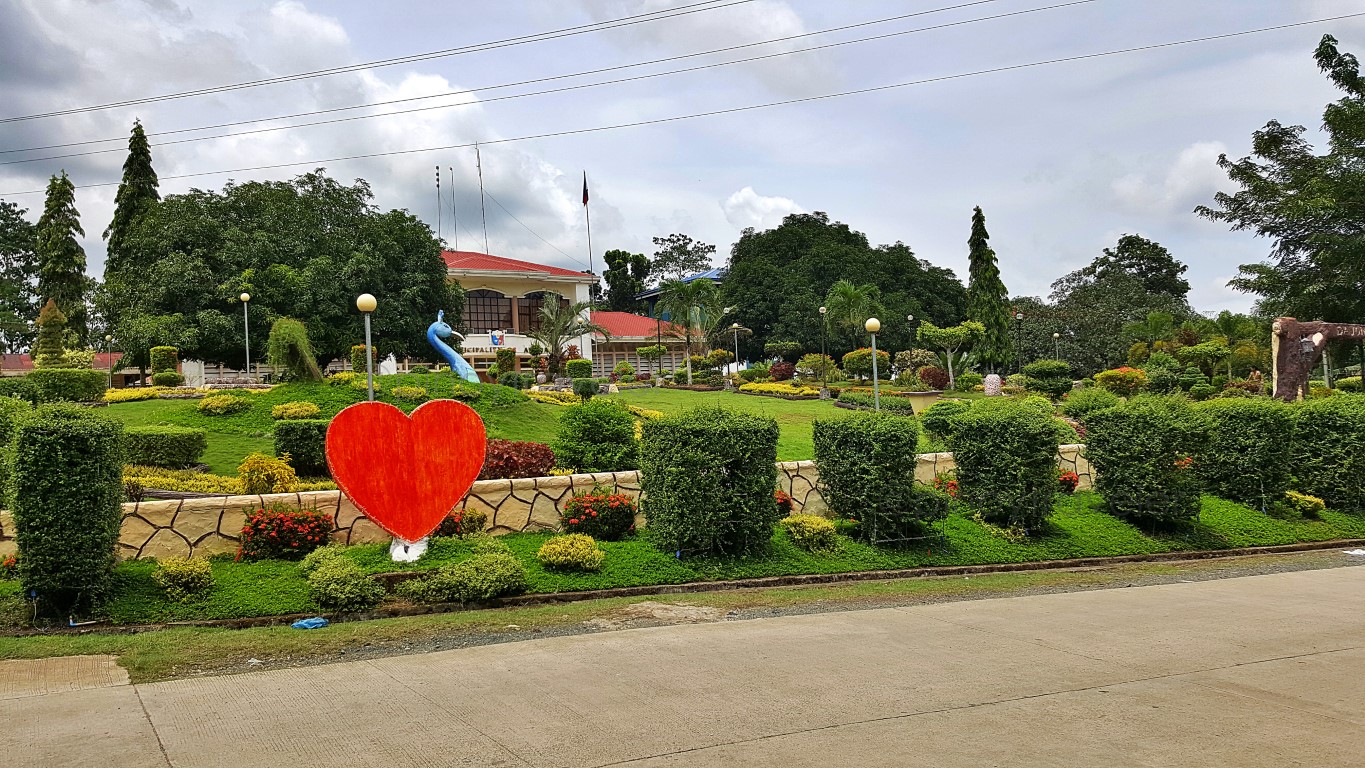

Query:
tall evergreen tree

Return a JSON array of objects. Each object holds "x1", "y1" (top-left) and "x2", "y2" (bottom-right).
[
  {"x1": 0, "y1": 200, "x2": 39, "y2": 354},
  {"x1": 602, "y1": 249, "x2": 650, "y2": 312},
  {"x1": 966, "y1": 206, "x2": 1010, "y2": 369},
  {"x1": 103, "y1": 120, "x2": 160, "y2": 276},
  {"x1": 35, "y1": 171, "x2": 88, "y2": 344}
]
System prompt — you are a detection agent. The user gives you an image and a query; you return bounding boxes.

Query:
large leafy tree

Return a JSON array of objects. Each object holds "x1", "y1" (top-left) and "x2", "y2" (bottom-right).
[
  {"x1": 722, "y1": 212, "x2": 967, "y2": 361},
  {"x1": 97, "y1": 170, "x2": 460, "y2": 367},
  {"x1": 650, "y1": 233, "x2": 716, "y2": 283},
  {"x1": 35, "y1": 171, "x2": 89, "y2": 345},
  {"x1": 103, "y1": 120, "x2": 159, "y2": 276},
  {"x1": 966, "y1": 206, "x2": 1011, "y2": 370},
  {"x1": 602, "y1": 248, "x2": 649, "y2": 312},
  {"x1": 0, "y1": 200, "x2": 38, "y2": 354},
  {"x1": 1197, "y1": 35, "x2": 1365, "y2": 326}
]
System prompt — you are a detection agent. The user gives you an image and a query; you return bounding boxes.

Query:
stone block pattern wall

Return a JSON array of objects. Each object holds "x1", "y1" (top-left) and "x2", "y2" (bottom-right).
[{"x1": 0, "y1": 447, "x2": 1095, "y2": 560}]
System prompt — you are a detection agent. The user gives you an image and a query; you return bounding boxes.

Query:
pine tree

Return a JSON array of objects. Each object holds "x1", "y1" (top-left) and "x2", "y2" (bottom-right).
[
  {"x1": 103, "y1": 120, "x2": 160, "y2": 276},
  {"x1": 33, "y1": 299, "x2": 67, "y2": 368},
  {"x1": 966, "y1": 206, "x2": 1011, "y2": 370},
  {"x1": 35, "y1": 171, "x2": 88, "y2": 344}
]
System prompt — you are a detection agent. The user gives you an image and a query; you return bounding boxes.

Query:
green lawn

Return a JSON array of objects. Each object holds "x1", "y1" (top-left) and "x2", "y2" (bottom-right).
[
  {"x1": 103, "y1": 375, "x2": 562, "y2": 474},
  {"x1": 18, "y1": 492, "x2": 1361, "y2": 627}
]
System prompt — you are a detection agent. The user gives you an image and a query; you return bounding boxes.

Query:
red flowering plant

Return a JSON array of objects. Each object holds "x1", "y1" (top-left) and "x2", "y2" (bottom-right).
[
  {"x1": 238, "y1": 503, "x2": 333, "y2": 560},
  {"x1": 0, "y1": 554, "x2": 17, "y2": 579},
  {"x1": 1058, "y1": 470, "x2": 1080, "y2": 495},
  {"x1": 560, "y1": 486, "x2": 637, "y2": 540},
  {"x1": 1174, "y1": 455, "x2": 1195, "y2": 470},
  {"x1": 775, "y1": 489, "x2": 794, "y2": 516},
  {"x1": 931, "y1": 473, "x2": 960, "y2": 499}
]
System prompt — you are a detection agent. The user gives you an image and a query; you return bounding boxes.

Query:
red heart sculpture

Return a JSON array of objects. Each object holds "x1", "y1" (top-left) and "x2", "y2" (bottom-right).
[{"x1": 325, "y1": 400, "x2": 487, "y2": 542}]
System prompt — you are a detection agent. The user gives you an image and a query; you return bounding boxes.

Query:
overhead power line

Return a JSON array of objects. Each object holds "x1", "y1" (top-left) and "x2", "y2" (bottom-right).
[
  {"x1": 2, "y1": 13, "x2": 1360, "y2": 198},
  {"x1": 0, "y1": 0, "x2": 1016, "y2": 156},
  {"x1": 0, "y1": 0, "x2": 757, "y2": 124}
]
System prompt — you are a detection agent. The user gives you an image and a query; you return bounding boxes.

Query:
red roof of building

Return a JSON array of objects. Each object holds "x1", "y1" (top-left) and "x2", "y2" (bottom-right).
[
  {"x1": 590, "y1": 311, "x2": 684, "y2": 340},
  {"x1": 441, "y1": 250, "x2": 594, "y2": 279},
  {"x1": 0, "y1": 352, "x2": 125, "y2": 373}
]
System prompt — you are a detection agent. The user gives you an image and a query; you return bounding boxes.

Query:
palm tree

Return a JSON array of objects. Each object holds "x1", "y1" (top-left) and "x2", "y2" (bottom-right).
[
  {"x1": 823, "y1": 280, "x2": 883, "y2": 341},
  {"x1": 524, "y1": 292, "x2": 610, "y2": 377},
  {"x1": 1123, "y1": 311, "x2": 1175, "y2": 345},
  {"x1": 656, "y1": 278, "x2": 717, "y2": 385},
  {"x1": 1202, "y1": 310, "x2": 1261, "y2": 378}
]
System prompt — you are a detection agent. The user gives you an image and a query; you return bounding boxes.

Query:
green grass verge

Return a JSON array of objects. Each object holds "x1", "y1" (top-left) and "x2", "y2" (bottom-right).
[{"x1": 8, "y1": 492, "x2": 1359, "y2": 627}]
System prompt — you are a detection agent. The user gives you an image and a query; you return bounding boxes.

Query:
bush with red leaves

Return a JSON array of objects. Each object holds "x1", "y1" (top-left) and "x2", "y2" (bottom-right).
[
  {"x1": 479, "y1": 439, "x2": 556, "y2": 480},
  {"x1": 916, "y1": 365, "x2": 950, "y2": 390},
  {"x1": 770, "y1": 362, "x2": 795, "y2": 381}
]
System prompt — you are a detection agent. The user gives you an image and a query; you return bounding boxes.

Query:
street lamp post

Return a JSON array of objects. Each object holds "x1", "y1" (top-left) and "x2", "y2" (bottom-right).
[
  {"x1": 239, "y1": 292, "x2": 252, "y2": 380},
  {"x1": 866, "y1": 317, "x2": 881, "y2": 411},
  {"x1": 819, "y1": 306, "x2": 828, "y2": 392},
  {"x1": 1013, "y1": 311, "x2": 1025, "y2": 374},
  {"x1": 104, "y1": 334, "x2": 113, "y2": 389},
  {"x1": 1053, "y1": 331, "x2": 1061, "y2": 359},
  {"x1": 730, "y1": 322, "x2": 742, "y2": 374},
  {"x1": 357, "y1": 293, "x2": 377, "y2": 401}
]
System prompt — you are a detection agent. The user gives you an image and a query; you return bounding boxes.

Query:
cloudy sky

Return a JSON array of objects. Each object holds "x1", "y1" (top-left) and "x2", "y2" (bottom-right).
[{"x1": 2, "y1": 0, "x2": 1363, "y2": 313}]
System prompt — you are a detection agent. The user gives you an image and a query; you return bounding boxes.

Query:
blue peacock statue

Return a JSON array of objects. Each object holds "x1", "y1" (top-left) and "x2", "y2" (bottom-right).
[{"x1": 426, "y1": 310, "x2": 481, "y2": 383}]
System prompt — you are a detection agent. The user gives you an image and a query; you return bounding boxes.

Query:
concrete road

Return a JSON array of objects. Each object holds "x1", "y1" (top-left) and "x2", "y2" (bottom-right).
[{"x1": 5, "y1": 566, "x2": 1364, "y2": 767}]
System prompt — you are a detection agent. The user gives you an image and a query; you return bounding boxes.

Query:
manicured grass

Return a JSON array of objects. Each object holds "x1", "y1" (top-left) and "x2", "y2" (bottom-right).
[
  {"x1": 18, "y1": 492, "x2": 1360, "y2": 627},
  {"x1": 608, "y1": 387, "x2": 941, "y2": 460},
  {"x1": 102, "y1": 376, "x2": 562, "y2": 474}
]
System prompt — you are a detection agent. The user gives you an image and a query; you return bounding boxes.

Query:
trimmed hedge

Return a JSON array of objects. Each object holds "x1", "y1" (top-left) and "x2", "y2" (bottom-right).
[
  {"x1": 565, "y1": 359, "x2": 593, "y2": 379},
  {"x1": 149, "y1": 346, "x2": 178, "y2": 373},
  {"x1": 1084, "y1": 396, "x2": 1206, "y2": 524},
  {"x1": 11, "y1": 405, "x2": 124, "y2": 616},
  {"x1": 835, "y1": 390, "x2": 916, "y2": 415},
  {"x1": 1058, "y1": 387, "x2": 1120, "y2": 421},
  {"x1": 814, "y1": 412, "x2": 948, "y2": 542},
  {"x1": 0, "y1": 378, "x2": 38, "y2": 403},
  {"x1": 947, "y1": 399, "x2": 1059, "y2": 531},
  {"x1": 554, "y1": 399, "x2": 637, "y2": 472},
  {"x1": 1292, "y1": 396, "x2": 1365, "y2": 513},
  {"x1": 274, "y1": 419, "x2": 330, "y2": 477},
  {"x1": 124, "y1": 426, "x2": 208, "y2": 468},
  {"x1": 641, "y1": 407, "x2": 779, "y2": 557},
  {"x1": 1022, "y1": 359, "x2": 1072, "y2": 399},
  {"x1": 1194, "y1": 398, "x2": 1294, "y2": 509},
  {"x1": 150, "y1": 371, "x2": 185, "y2": 387},
  {"x1": 27, "y1": 368, "x2": 106, "y2": 403},
  {"x1": 919, "y1": 399, "x2": 971, "y2": 439}
]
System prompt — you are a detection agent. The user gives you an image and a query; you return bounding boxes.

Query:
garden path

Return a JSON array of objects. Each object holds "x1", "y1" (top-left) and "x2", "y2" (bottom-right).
[{"x1": 4, "y1": 565, "x2": 1364, "y2": 766}]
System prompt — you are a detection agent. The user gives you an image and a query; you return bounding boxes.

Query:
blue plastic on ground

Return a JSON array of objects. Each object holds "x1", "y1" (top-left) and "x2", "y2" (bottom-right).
[{"x1": 291, "y1": 617, "x2": 330, "y2": 630}]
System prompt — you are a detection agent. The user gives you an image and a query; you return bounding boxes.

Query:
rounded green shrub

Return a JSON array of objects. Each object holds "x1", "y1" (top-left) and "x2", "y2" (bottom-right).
[
  {"x1": 151, "y1": 557, "x2": 214, "y2": 601},
  {"x1": 1292, "y1": 396, "x2": 1365, "y2": 513},
  {"x1": 779, "y1": 514, "x2": 838, "y2": 553},
  {"x1": 571, "y1": 378, "x2": 597, "y2": 401},
  {"x1": 947, "y1": 399, "x2": 1059, "y2": 531},
  {"x1": 1194, "y1": 398, "x2": 1293, "y2": 509},
  {"x1": 1022, "y1": 359, "x2": 1072, "y2": 399},
  {"x1": 1084, "y1": 396, "x2": 1206, "y2": 524},
  {"x1": 0, "y1": 378, "x2": 38, "y2": 404},
  {"x1": 390, "y1": 386, "x2": 428, "y2": 402},
  {"x1": 554, "y1": 398, "x2": 637, "y2": 472},
  {"x1": 298, "y1": 544, "x2": 347, "y2": 576},
  {"x1": 640, "y1": 407, "x2": 779, "y2": 557},
  {"x1": 271, "y1": 401, "x2": 321, "y2": 420},
  {"x1": 11, "y1": 404, "x2": 124, "y2": 616},
  {"x1": 536, "y1": 533, "x2": 604, "y2": 571},
  {"x1": 150, "y1": 371, "x2": 185, "y2": 387},
  {"x1": 814, "y1": 411, "x2": 947, "y2": 542},
  {"x1": 274, "y1": 420, "x2": 329, "y2": 477},
  {"x1": 1059, "y1": 387, "x2": 1120, "y2": 421},
  {"x1": 124, "y1": 425, "x2": 208, "y2": 468},
  {"x1": 307, "y1": 558, "x2": 385, "y2": 611},
  {"x1": 395, "y1": 551, "x2": 527, "y2": 603},
  {"x1": 1336, "y1": 376, "x2": 1362, "y2": 392},
  {"x1": 149, "y1": 346, "x2": 178, "y2": 374},
  {"x1": 565, "y1": 358, "x2": 593, "y2": 379},
  {"x1": 919, "y1": 399, "x2": 971, "y2": 440}
]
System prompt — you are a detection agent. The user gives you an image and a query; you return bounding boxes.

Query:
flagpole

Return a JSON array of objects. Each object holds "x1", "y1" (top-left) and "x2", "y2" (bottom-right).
[
  {"x1": 476, "y1": 144, "x2": 490, "y2": 255},
  {"x1": 583, "y1": 171, "x2": 595, "y2": 375}
]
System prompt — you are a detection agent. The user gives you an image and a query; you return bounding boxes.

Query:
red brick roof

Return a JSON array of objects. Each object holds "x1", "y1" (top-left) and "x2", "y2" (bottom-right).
[
  {"x1": 441, "y1": 250, "x2": 594, "y2": 279},
  {"x1": 591, "y1": 311, "x2": 684, "y2": 339},
  {"x1": 0, "y1": 353, "x2": 125, "y2": 373}
]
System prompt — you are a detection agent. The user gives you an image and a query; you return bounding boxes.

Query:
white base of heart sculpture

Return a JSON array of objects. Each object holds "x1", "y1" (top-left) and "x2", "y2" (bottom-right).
[{"x1": 389, "y1": 537, "x2": 430, "y2": 562}]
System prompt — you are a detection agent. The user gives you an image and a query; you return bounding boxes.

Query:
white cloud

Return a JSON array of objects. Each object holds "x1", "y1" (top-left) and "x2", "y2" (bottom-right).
[
  {"x1": 1111, "y1": 141, "x2": 1230, "y2": 214},
  {"x1": 721, "y1": 186, "x2": 802, "y2": 229}
]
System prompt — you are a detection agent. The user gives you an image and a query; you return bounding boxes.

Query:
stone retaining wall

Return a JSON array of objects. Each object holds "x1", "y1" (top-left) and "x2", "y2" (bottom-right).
[{"x1": 0, "y1": 446, "x2": 1093, "y2": 560}]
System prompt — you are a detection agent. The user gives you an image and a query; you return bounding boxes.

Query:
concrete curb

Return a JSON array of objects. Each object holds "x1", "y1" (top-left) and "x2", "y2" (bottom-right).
[{"x1": 8, "y1": 537, "x2": 1363, "y2": 637}]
